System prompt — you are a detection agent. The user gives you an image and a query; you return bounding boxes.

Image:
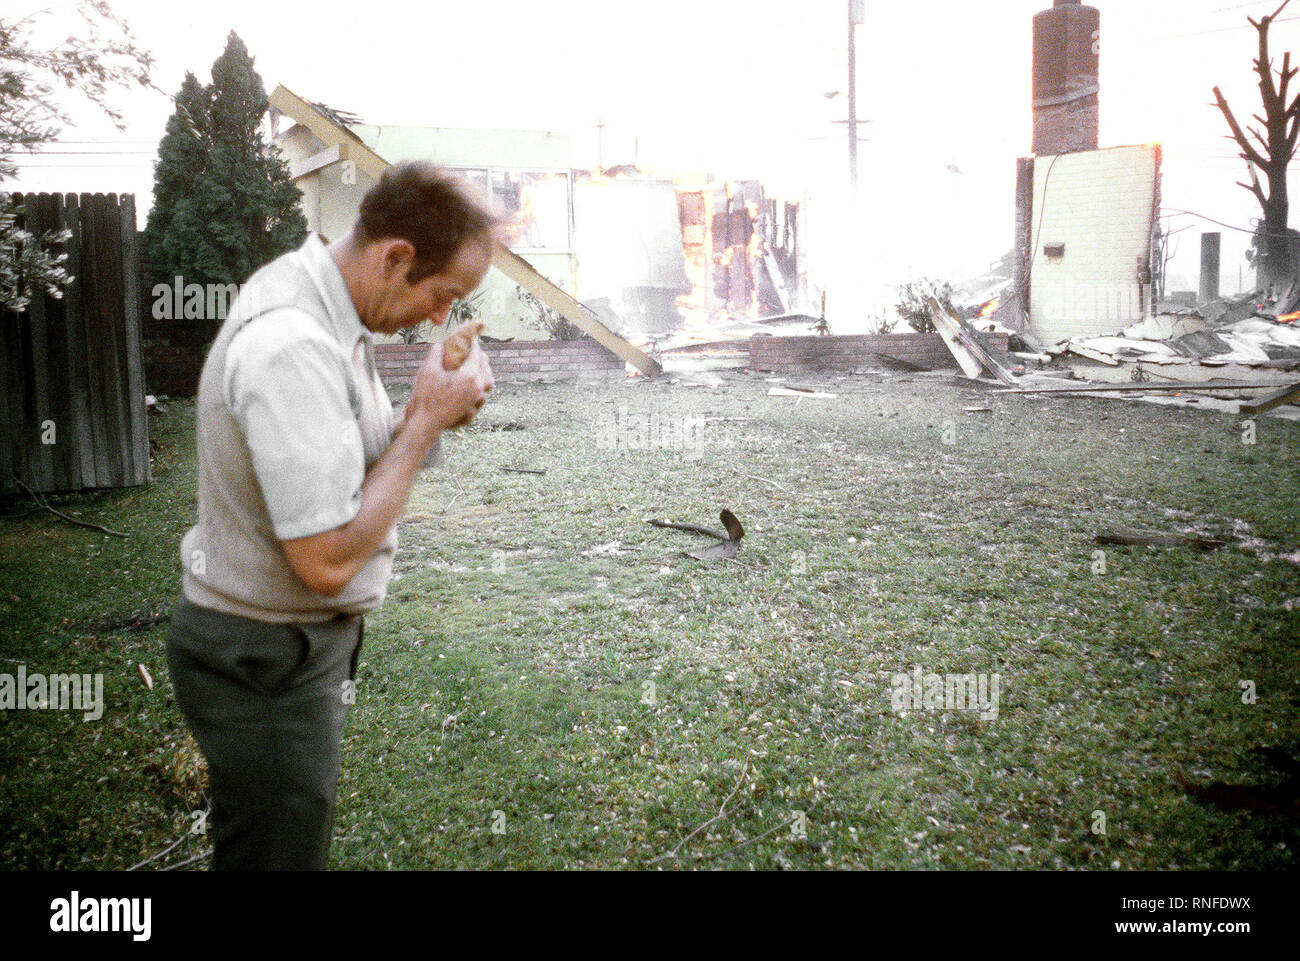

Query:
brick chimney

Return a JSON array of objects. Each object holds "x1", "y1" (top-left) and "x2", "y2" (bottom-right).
[{"x1": 1033, "y1": 0, "x2": 1100, "y2": 155}]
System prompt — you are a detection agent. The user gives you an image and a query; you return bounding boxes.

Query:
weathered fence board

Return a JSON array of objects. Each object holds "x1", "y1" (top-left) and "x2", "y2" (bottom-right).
[{"x1": 1, "y1": 192, "x2": 150, "y2": 494}]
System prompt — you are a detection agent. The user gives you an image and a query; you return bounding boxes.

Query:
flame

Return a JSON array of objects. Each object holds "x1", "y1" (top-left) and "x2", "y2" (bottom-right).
[
  {"x1": 1277, "y1": 311, "x2": 1300, "y2": 324},
  {"x1": 980, "y1": 298, "x2": 1000, "y2": 318}
]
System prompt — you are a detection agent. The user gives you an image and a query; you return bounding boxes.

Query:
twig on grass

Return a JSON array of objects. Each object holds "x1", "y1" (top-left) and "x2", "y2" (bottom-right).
[
  {"x1": 744, "y1": 473, "x2": 790, "y2": 493},
  {"x1": 701, "y1": 799, "x2": 822, "y2": 864},
  {"x1": 10, "y1": 475, "x2": 129, "y2": 538},
  {"x1": 742, "y1": 473, "x2": 829, "y2": 503},
  {"x1": 125, "y1": 832, "x2": 189, "y2": 871},
  {"x1": 647, "y1": 761, "x2": 750, "y2": 865},
  {"x1": 440, "y1": 709, "x2": 466, "y2": 746},
  {"x1": 160, "y1": 848, "x2": 212, "y2": 871}
]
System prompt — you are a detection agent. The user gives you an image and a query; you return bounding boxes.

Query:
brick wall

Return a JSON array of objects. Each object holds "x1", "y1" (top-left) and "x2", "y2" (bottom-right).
[
  {"x1": 749, "y1": 331, "x2": 1010, "y2": 372},
  {"x1": 375, "y1": 338, "x2": 624, "y2": 385}
]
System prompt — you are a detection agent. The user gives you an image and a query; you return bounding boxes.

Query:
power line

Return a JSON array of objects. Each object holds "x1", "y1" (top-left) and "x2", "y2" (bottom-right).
[
  {"x1": 1161, "y1": 206, "x2": 1293, "y2": 239},
  {"x1": 1212, "y1": 1, "x2": 1284, "y2": 10},
  {"x1": 1162, "y1": 14, "x2": 1299, "y2": 37},
  {"x1": 3, "y1": 162, "x2": 152, "y2": 169},
  {"x1": 10, "y1": 150, "x2": 155, "y2": 155}
]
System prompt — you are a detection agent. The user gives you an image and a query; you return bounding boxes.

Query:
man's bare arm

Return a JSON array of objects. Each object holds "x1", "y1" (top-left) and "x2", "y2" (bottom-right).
[{"x1": 280, "y1": 343, "x2": 492, "y2": 597}]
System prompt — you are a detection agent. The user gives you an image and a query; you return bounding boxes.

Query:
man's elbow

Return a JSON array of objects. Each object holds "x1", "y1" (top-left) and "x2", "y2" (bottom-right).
[
  {"x1": 281, "y1": 535, "x2": 356, "y2": 598},
  {"x1": 297, "y1": 564, "x2": 351, "y2": 598}
]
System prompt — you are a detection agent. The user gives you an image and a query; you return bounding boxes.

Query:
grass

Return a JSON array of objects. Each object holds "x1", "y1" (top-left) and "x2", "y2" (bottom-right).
[{"x1": 1, "y1": 368, "x2": 1298, "y2": 870}]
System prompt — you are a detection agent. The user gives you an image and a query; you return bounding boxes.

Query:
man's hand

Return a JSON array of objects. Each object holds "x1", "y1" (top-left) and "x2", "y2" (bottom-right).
[
  {"x1": 406, "y1": 340, "x2": 493, "y2": 436},
  {"x1": 280, "y1": 341, "x2": 492, "y2": 597}
]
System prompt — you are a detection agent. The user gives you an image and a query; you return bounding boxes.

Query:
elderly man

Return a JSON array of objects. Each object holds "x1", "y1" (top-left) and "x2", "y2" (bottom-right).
[{"x1": 166, "y1": 162, "x2": 496, "y2": 870}]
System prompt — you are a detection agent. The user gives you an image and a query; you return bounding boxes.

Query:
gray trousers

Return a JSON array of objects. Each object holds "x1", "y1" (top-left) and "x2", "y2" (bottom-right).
[{"x1": 165, "y1": 597, "x2": 363, "y2": 870}]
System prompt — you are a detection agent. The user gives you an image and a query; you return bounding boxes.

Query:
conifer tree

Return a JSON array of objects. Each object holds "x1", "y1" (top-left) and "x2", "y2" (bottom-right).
[{"x1": 144, "y1": 31, "x2": 306, "y2": 309}]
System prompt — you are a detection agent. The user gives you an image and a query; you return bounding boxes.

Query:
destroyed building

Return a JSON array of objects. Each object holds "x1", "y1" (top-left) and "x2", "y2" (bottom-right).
[
  {"x1": 269, "y1": 86, "x2": 806, "y2": 347},
  {"x1": 1006, "y1": 0, "x2": 1162, "y2": 346}
]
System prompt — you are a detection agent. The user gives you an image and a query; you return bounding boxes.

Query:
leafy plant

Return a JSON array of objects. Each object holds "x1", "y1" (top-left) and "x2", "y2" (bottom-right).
[
  {"x1": 866, "y1": 312, "x2": 896, "y2": 335},
  {"x1": 0, "y1": 0, "x2": 153, "y2": 312},
  {"x1": 895, "y1": 278, "x2": 956, "y2": 334},
  {"x1": 518, "y1": 287, "x2": 584, "y2": 340},
  {"x1": 401, "y1": 291, "x2": 485, "y2": 344}
]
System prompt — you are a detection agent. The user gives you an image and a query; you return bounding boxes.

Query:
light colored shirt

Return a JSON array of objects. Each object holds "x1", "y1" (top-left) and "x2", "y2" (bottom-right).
[{"x1": 181, "y1": 234, "x2": 441, "y2": 622}]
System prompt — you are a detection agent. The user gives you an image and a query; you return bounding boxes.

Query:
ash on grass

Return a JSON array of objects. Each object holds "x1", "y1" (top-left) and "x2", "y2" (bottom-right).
[{"x1": 2, "y1": 371, "x2": 1298, "y2": 869}]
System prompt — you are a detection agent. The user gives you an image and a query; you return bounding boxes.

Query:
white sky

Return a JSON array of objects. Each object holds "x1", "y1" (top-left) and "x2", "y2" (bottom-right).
[{"x1": 8, "y1": 0, "x2": 1300, "y2": 314}]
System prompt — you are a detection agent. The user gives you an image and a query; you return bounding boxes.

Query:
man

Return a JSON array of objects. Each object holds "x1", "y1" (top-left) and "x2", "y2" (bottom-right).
[{"x1": 166, "y1": 161, "x2": 497, "y2": 869}]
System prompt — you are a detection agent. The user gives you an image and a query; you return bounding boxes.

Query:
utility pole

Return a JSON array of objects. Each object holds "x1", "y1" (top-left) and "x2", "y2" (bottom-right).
[{"x1": 848, "y1": 1, "x2": 865, "y2": 189}]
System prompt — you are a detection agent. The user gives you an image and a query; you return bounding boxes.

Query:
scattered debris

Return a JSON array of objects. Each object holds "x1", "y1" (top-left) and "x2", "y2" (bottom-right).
[
  {"x1": 649, "y1": 509, "x2": 745, "y2": 562},
  {"x1": 1045, "y1": 293, "x2": 1300, "y2": 385},
  {"x1": 500, "y1": 466, "x2": 547, "y2": 475},
  {"x1": 8, "y1": 475, "x2": 130, "y2": 538},
  {"x1": 1239, "y1": 381, "x2": 1300, "y2": 415},
  {"x1": 1001, "y1": 379, "x2": 1276, "y2": 396},
  {"x1": 769, "y1": 387, "x2": 837, "y2": 400},
  {"x1": 1095, "y1": 530, "x2": 1227, "y2": 550}
]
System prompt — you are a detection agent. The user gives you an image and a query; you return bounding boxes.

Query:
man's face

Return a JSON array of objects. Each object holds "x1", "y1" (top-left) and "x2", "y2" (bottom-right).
[{"x1": 373, "y1": 238, "x2": 492, "y2": 336}]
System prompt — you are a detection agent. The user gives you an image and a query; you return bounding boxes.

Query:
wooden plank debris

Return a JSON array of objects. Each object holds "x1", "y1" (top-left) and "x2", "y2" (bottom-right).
[
  {"x1": 492, "y1": 247, "x2": 662, "y2": 378},
  {"x1": 269, "y1": 84, "x2": 662, "y2": 380},
  {"x1": 927, "y1": 297, "x2": 1018, "y2": 385},
  {"x1": 1095, "y1": 530, "x2": 1227, "y2": 550},
  {"x1": 1063, "y1": 343, "x2": 1123, "y2": 366},
  {"x1": 1000, "y1": 380, "x2": 1279, "y2": 395},
  {"x1": 925, "y1": 298, "x2": 983, "y2": 379},
  {"x1": 1239, "y1": 381, "x2": 1300, "y2": 415},
  {"x1": 768, "y1": 387, "x2": 837, "y2": 399}
]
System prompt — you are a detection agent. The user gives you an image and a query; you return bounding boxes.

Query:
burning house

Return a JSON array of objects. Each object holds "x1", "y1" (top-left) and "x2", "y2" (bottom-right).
[{"x1": 270, "y1": 84, "x2": 807, "y2": 349}]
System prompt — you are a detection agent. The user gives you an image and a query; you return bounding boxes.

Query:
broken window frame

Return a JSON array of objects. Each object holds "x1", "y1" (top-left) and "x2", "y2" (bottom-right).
[{"x1": 447, "y1": 165, "x2": 574, "y2": 254}]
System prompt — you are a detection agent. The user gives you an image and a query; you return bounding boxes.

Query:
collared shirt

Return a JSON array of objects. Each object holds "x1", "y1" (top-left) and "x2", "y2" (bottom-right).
[
  {"x1": 221, "y1": 235, "x2": 386, "y2": 541},
  {"x1": 222, "y1": 235, "x2": 441, "y2": 542},
  {"x1": 182, "y1": 235, "x2": 443, "y2": 622}
]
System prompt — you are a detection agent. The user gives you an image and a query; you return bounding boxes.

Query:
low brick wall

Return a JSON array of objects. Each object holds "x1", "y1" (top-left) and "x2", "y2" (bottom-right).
[
  {"x1": 374, "y1": 337, "x2": 624, "y2": 385},
  {"x1": 141, "y1": 317, "x2": 221, "y2": 397},
  {"x1": 749, "y1": 331, "x2": 1010, "y2": 372},
  {"x1": 143, "y1": 343, "x2": 206, "y2": 397}
]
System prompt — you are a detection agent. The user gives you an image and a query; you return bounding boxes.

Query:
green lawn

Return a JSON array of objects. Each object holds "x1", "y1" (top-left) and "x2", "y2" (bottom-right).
[{"x1": 2, "y1": 369, "x2": 1297, "y2": 869}]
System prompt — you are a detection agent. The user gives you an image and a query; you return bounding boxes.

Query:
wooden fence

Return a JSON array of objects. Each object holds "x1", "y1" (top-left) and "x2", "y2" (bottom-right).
[{"x1": 1, "y1": 192, "x2": 149, "y2": 494}]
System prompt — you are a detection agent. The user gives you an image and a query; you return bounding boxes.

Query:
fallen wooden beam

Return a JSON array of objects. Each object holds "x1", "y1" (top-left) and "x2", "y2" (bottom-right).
[
  {"x1": 1095, "y1": 530, "x2": 1227, "y2": 550},
  {"x1": 925, "y1": 298, "x2": 983, "y2": 379},
  {"x1": 999, "y1": 380, "x2": 1277, "y2": 395},
  {"x1": 492, "y1": 247, "x2": 662, "y2": 378},
  {"x1": 768, "y1": 387, "x2": 837, "y2": 399},
  {"x1": 1239, "y1": 381, "x2": 1300, "y2": 415},
  {"x1": 928, "y1": 297, "x2": 1017, "y2": 385},
  {"x1": 269, "y1": 84, "x2": 663, "y2": 380},
  {"x1": 1063, "y1": 343, "x2": 1123, "y2": 366}
]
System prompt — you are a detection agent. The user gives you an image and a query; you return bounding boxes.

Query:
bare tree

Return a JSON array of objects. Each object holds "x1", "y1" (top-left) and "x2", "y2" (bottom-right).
[{"x1": 1212, "y1": 0, "x2": 1300, "y2": 289}]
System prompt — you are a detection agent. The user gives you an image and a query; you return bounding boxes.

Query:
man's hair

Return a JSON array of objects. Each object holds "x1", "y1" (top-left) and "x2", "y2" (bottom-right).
[{"x1": 356, "y1": 161, "x2": 500, "y2": 283}]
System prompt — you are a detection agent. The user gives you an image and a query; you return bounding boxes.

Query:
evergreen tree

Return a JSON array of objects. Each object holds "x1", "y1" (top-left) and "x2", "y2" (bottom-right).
[
  {"x1": 142, "y1": 72, "x2": 212, "y2": 288},
  {"x1": 144, "y1": 31, "x2": 306, "y2": 309}
]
